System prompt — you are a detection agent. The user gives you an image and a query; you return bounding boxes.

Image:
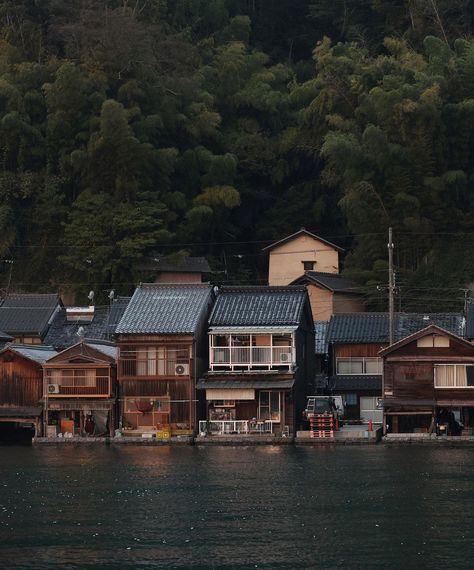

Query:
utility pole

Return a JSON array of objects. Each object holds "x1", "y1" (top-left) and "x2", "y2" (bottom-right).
[{"x1": 388, "y1": 227, "x2": 395, "y2": 345}]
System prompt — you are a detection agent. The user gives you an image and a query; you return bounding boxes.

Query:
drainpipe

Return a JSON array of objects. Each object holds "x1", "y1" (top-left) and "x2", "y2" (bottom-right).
[
  {"x1": 382, "y1": 359, "x2": 386, "y2": 436},
  {"x1": 43, "y1": 369, "x2": 48, "y2": 438},
  {"x1": 193, "y1": 338, "x2": 197, "y2": 435}
]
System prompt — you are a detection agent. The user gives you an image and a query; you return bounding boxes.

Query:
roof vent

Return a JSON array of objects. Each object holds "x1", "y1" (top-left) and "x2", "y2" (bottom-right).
[{"x1": 66, "y1": 306, "x2": 95, "y2": 322}]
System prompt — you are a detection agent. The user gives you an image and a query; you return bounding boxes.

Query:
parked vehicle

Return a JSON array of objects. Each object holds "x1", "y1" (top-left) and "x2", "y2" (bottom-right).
[{"x1": 303, "y1": 396, "x2": 344, "y2": 420}]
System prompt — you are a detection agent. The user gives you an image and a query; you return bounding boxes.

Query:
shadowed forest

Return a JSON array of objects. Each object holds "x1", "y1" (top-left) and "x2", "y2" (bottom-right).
[{"x1": 0, "y1": 0, "x2": 473, "y2": 310}]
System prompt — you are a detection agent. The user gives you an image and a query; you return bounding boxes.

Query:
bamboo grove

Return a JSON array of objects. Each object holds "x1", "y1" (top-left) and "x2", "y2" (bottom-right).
[{"x1": 0, "y1": 1, "x2": 473, "y2": 310}]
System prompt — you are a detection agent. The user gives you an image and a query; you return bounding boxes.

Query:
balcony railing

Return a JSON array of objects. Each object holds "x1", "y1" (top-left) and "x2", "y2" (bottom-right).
[
  {"x1": 46, "y1": 376, "x2": 111, "y2": 397},
  {"x1": 210, "y1": 346, "x2": 293, "y2": 370},
  {"x1": 120, "y1": 359, "x2": 190, "y2": 378},
  {"x1": 199, "y1": 420, "x2": 274, "y2": 435}
]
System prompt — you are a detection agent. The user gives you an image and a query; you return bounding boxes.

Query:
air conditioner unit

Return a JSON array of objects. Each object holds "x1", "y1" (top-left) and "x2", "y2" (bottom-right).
[
  {"x1": 279, "y1": 352, "x2": 292, "y2": 363},
  {"x1": 174, "y1": 363, "x2": 190, "y2": 376},
  {"x1": 47, "y1": 384, "x2": 60, "y2": 394}
]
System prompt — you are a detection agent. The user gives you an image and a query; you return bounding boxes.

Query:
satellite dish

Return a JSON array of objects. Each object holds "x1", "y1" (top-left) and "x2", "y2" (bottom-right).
[
  {"x1": 88, "y1": 290, "x2": 95, "y2": 303},
  {"x1": 77, "y1": 326, "x2": 85, "y2": 339},
  {"x1": 108, "y1": 289, "x2": 115, "y2": 301}
]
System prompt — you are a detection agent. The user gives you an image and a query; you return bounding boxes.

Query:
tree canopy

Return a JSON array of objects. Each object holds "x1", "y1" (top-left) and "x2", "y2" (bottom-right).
[{"x1": 0, "y1": 0, "x2": 472, "y2": 311}]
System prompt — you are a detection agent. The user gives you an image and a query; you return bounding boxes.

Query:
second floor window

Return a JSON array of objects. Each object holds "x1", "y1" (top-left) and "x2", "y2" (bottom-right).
[
  {"x1": 336, "y1": 357, "x2": 382, "y2": 375},
  {"x1": 302, "y1": 261, "x2": 315, "y2": 271},
  {"x1": 121, "y1": 346, "x2": 190, "y2": 376},
  {"x1": 435, "y1": 365, "x2": 474, "y2": 388}
]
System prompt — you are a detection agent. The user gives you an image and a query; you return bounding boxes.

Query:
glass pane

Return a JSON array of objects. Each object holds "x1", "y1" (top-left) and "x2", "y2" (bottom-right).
[
  {"x1": 345, "y1": 393, "x2": 358, "y2": 406},
  {"x1": 350, "y1": 360, "x2": 363, "y2": 374},
  {"x1": 213, "y1": 335, "x2": 229, "y2": 347},
  {"x1": 456, "y1": 365, "x2": 467, "y2": 387},
  {"x1": 337, "y1": 359, "x2": 352, "y2": 374},
  {"x1": 467, "y1": 367, "x2": 474, "y2": 387},
  {"x1": 270, "y1": 392, "x2": 280, "y2": 413},
  {"x1": 259, "y1": 392, "x2": 269, "y2": 405},
  {"x1": 365, "y1": 359, "x2": 382, "y2": 374}
]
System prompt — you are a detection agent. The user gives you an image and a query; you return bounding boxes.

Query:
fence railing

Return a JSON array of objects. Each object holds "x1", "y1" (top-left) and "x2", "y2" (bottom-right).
[
  {"x1": 46, "y1": 376, "x2": 110, "y2": 396},
  {"x1": 198, "y1": 420, "x2": 274, "y2": 435},
  {"x1": 120, "y1": 359, "x2": 190, "y2": 377},
  {"x1": 210, "y1": 346, "x2": 293, "y2": 369}
]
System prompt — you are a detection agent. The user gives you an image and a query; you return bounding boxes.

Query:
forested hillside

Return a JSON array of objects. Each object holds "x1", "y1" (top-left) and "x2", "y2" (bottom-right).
[{"x1": 0, "y1": 0, "x2": 473, "y2": 311}]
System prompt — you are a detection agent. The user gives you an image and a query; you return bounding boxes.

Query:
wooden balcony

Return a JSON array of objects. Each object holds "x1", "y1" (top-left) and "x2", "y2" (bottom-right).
[
  {"x1": 45, "y1": 375, "x2": 111, "y2": 397},
  {"x1": 119, "y1": 358, "x2": 191, "y2": 379},
  {"x1": 210, "y1": 346, "x2": 294, "y2": 371}
]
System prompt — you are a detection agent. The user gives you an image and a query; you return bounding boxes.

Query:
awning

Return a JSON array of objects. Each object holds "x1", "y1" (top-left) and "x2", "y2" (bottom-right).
[
  {"x1": 206, "y1": 389, "x2": 255, "y2": 400},
  {"x1": 382, "y1": 399, "x2": 435, "y2": 408},
  {"x1": 197, "y1": 379, "x2": 294, "y2": 390},
  {"x1": 47, "y1": 400, "x2": 115, "y2": 411},
  {"x1": 437, "y1": 400, "x2": 474, "y2": 407},
  {"x1": 0, "y1": 406, "x2": 42, "y2": 418}
]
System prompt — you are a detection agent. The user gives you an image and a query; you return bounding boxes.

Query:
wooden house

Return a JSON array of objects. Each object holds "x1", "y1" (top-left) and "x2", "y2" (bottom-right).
[
  {"x1": 43, "y1": 340, "x2": 117, "y2": 437},
  {"x1": 380, "y1": 325, "x2": 474, "y2": 435},
  {"x1": 0, "y1": 344, "x2": 57, "y2": 437},
  {"x1": 197, "y1": 286, "x2": 314, "y2": 437},
  {"x1": 263, "y1": 229, "x2": 343, "y2": 287},
  {"x1": 326, "y1": 312, "x2": 464, "y2": 424},
  {"x1": 0, "y1": 293, "x2": 61, "y2": 344},
  {"x1": 115, "y1": 284, "x2": 214, "y2": 436},
  {"x1": 326, "y1": 313, "x2": 388, "y2": 423},
  {"x1": 291, "y1": 271, "x2": 365, "y2": 322}
]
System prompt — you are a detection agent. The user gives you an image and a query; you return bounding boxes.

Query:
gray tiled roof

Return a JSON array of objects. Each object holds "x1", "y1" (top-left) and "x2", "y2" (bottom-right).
[
  {"x1": 327, "y1": 313, "x2": 389, "y2": 344},
  {"x1": 0, "y1": 293, "x2": 60, "y2": 336},
  {"x1": 209, "y1": 286, "x2": 307, "y2": 327},
  {"x1": 330, "y1": 375, "x2": 382, "y2": 391},
  {"x1": 116, "y1": 284, "x2": 213, "y2": 335},
  {"x1": 294, "y1": 271, "x2": 360, "y2": 293},
  {"x1": 397, "y1": 313, "x2": 464, "y2": 340},
  {"x1": 43, "y1": 307, "x2": 110, "y2": 350},
  {"x1": 197, "y1": 378, "x2": 295, "y2": 390},
  {"x1": 314, "y1": 321, "x2": 329, "y2": 354},
  {"x1": 137, "y1": 256, "x2": 211, "y2": 273},
  {"x1": 85, "y1": 342, "x2": 118, "y2": 360},
  {"x1": 0, "y1": 331, "x2": 13, "y2": 341},
  {"x1": 327, "y1": 312, "x2": 464, "y2": 344},
  {"x1": 104, "y1": 297, "x2": 131, "y2": 338},
  {"x1": 3, "y1": 344, "x2": 58, "y2": 364}
]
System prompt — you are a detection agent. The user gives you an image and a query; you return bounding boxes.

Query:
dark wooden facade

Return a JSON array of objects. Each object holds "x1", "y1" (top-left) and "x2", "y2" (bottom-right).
[
  {"x1": 43, "y1": 342, "x2": 117, "y2": 437},
  {"x1": 116, "y1": 334, "x2": 196, "y2": 435},
  {"x1": 200, "y1": 290, "x2": 315, "y2": 437},
  {"x1": 0, "y1": 349, "x2": 46, "y2": 436},
  {"x1": 381, "y1": 326, "x2": 474, "y2": 434},
  {"x1": 330, "y1": 343, "x2": 386, "y2": 422}
]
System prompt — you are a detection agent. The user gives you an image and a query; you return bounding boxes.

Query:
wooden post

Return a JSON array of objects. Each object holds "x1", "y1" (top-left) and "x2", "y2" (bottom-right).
[
  {"x1": 388, "y1": 227, "x2": 395, "y2": 345},
  {"x1": 281, "y1": 391, "x2": 285, "y2": 436}
]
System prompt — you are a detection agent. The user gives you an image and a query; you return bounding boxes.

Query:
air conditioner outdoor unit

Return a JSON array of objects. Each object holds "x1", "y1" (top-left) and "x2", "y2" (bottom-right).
[
  {"x1": 174, "y1": 363, "x2": 190, "y2": 376},
  {"x1": 279, "y1": 352, "x2": 292, "y2": 363},
  {"x1": 47, "y1": 384, "x2": 60, "y2": 394}
]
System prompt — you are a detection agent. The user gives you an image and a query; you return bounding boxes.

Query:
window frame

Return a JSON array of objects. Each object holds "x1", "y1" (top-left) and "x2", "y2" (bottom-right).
[
  {"x1": 336, "y1": 357, "x2": 382, "y2": 375},
  {"x1": 434, "y1": 364, "x2": 474, "y2": 388}
]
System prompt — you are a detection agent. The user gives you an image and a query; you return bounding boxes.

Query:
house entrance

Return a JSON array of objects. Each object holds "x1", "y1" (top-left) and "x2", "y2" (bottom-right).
[{"x1": 0, "y1": 421, "x2": 35, "y2": 445}]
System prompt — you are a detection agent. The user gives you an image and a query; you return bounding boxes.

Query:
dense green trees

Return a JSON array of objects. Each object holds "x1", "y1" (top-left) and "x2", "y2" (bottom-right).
[{"x1": 0, "y1": 0, "x2": 472, "y2": 310}]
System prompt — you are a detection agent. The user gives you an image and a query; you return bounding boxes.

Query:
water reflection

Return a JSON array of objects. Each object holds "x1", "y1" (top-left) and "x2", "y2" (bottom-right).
[{"x1": 0, "y1": 446, "x2": 473, "y2": 569}]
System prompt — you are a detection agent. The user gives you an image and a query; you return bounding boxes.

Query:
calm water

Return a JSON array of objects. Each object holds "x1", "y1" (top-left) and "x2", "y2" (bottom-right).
[{"x1": 0, "y1": 445, "x2": 473, "y2": 569}]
